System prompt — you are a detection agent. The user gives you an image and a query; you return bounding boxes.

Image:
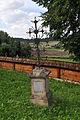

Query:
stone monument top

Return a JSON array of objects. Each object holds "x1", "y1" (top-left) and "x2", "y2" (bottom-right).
[{"x1": 30, "y1": 68, "x2": 51, "y2": 78}]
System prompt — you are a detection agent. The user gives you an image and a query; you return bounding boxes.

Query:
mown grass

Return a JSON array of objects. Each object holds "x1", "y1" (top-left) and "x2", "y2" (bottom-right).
[
  {"x1": 41, "y1": 56, "x2": 80, "y2": 63},
  {"x1": 0, "y1": 68, "x2": 80, "y2": 120}
]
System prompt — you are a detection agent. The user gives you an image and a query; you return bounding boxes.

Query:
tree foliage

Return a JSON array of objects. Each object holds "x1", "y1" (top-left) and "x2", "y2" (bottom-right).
[
  {"x1": 0, "y1": 31, "x2": 31, "y2": 58},
  {"x1": 32, "y1": 0, "x2": 80, "y2": 60}
]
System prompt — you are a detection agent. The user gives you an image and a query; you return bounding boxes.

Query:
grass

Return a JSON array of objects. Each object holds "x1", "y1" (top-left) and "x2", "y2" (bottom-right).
[
  {"x1": 0, "y1": 68, "x2": 80, "y2": 120},
  {"x1": 44, "y1": 47, "x2": 64, "y2": 51},
  {"x1": 41, "y1": 56, "x2": 80, "y2": 63},
  {"x1": 40, "y1": 47, "x2": 63, "y2": 51}
]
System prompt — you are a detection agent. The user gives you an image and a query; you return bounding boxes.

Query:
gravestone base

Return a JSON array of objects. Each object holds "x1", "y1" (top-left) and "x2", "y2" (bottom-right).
[
  {"x1": 30, "y1": 68, "x2": 52, "y2": 106},
  {"x1": 30, "y1": 96, "x2": 48, "y2": 106}
]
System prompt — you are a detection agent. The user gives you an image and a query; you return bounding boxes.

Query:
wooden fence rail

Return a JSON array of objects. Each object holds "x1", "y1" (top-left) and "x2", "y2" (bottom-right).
[{"x1": 0, "y1": 57, "x2": 80, "y2": 83}]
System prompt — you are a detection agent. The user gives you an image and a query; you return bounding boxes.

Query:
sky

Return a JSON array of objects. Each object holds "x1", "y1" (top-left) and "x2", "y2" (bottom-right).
[{"x1": 0, "y1": 0, "x2": 47, "y2": 38}]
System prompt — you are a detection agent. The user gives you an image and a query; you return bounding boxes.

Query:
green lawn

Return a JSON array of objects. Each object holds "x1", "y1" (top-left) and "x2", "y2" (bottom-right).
[
  {"x1": 0, "y1": 68, "x2": 80, "y2": 120},
  {"x1": 41, "y1": 56, "x2": 80, "y2": 63}
]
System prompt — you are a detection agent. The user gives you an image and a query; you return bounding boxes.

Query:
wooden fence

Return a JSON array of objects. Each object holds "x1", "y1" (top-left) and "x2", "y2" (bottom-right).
[{"x1": 0, "y1": 57, "x2": 80, "y2": 83}]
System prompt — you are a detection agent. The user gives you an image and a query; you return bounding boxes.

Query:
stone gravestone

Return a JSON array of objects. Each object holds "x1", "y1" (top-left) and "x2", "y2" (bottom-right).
[{"x1": 30, "y1": 68, "x2": 52, "y2": 106}]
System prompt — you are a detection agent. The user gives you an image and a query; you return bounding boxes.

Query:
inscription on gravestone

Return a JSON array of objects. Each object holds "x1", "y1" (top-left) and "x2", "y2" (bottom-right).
[{"x1": 34, "y1": 81, "x2": 43, "y2": 92}]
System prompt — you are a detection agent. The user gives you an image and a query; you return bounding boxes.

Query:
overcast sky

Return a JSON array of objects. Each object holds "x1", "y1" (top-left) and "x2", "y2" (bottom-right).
[{"x1": 0, "y1": 0, "x2": 47, "y2": 38}]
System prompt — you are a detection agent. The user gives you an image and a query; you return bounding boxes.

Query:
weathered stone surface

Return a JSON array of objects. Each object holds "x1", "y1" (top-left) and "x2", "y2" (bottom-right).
[
  {"x1": 33, "y1": 81, "x2": 43, "y2": 92},
  {"x1": 30, "y1": 68, "x2": 52, "y2": 106},
  {"x1": 31, "y1": 68, "x2": 51, "y2": 78}
]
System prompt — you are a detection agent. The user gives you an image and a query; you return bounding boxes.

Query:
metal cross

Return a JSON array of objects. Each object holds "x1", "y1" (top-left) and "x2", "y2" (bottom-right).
[{"x1": 26, "y1": 17, "x2": 44, "y2": 68}]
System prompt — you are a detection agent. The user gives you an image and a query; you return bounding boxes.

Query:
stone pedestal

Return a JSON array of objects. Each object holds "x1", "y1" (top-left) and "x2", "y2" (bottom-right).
[{"x1": 30, "y1": 68, "x2": 52, "y2": 106}]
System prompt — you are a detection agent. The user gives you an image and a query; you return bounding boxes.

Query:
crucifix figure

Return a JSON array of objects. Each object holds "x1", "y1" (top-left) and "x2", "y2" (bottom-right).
[{"x1": 26, "y1": 17, "x2": 44, "y2": 68}]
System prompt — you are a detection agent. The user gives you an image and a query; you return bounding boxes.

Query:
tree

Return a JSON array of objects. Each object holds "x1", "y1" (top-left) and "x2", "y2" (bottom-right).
[
  {"x1": 15, "y1": 40, "x2": 21, "y2": 56},
  {"x1": 8, "y1": 38, "x2": 18, "y2": 57},
  {"x1": 0, "y1": 43, "x2": 10, "y2": 56},
  {"x1": 32, "y1": 0, "x2": 80, "y2": 60},
  {"x1": 0, "y1": 31, "x2": 31, "y2": 58},
  {"x1": 20, "y1": 42, "x2": 31, "y2": 58},
  {"x1": 0, "y1": 31, "x2": 10, "y2": 44}
]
